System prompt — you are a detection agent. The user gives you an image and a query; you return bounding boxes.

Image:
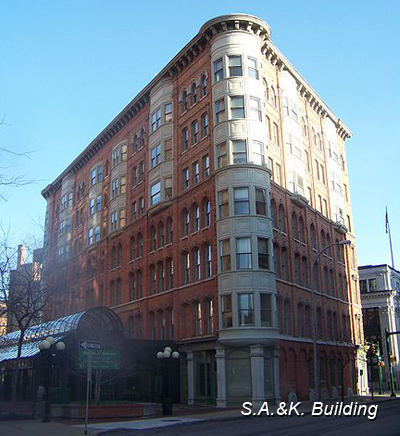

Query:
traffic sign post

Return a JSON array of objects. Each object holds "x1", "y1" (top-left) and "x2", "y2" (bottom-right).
[{"x1": 84, "y1": 350, "x2": 92, "y2": 435}]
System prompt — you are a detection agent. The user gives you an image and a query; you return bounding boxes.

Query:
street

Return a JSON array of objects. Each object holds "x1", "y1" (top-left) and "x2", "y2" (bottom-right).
[{"x1": 107, "y1": 400, "x2": 400, "y2": 436}]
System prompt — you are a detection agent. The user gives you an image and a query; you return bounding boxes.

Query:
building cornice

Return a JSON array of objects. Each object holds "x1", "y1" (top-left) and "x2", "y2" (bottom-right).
[{"x1": 41, "y1": 13, "x2": 351, "y2": 199}]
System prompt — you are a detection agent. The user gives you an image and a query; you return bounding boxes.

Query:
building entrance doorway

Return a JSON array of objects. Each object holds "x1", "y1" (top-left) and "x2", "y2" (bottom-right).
[{"x1": 194, "y1": 351, "x2": 216, "y2": 405}]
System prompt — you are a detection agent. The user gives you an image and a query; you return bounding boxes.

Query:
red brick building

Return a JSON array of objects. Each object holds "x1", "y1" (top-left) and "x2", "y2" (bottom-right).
[{"x1": 41, "y1": 14, "x2": 365, "y2": 406}]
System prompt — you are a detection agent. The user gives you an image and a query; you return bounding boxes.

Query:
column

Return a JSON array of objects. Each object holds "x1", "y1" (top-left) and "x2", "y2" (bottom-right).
[
  {"x1": 273, "y1": 347, "x2": 281, "y2": 404},
  {"x1": 250, "y1": 345, "x2": 265, "y2": 407},
  {"x1": 187, "y1": 351, "x2": 195, "y2": 405},
  {"x1": 215, "y1": 346, "x2": 227, "y2": 408}
]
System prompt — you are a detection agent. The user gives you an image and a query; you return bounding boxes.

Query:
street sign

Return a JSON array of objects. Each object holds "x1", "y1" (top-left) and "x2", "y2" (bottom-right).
[
  {"x1": 79, "y1": 340, "x2": 102, "y2": 350},
  {"x1": 78, "y1": 349, "x2": 120, "y2": 370}
]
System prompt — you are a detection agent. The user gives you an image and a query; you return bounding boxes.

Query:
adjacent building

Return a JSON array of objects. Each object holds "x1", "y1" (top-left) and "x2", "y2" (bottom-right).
[
  {"x1": 41, "y1": 14, "x2": 364, "y2": 406},
  {"x1": 360, "y1": 264, "x2": 400, "y2": 390},
  {"x1": 0, "y1": 302, "x2": 6, "y2": 337}
]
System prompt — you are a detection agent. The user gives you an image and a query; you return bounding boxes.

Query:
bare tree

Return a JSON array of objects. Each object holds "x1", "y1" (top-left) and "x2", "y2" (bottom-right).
[
  {"x1": 0, "y1": 226, "x2": 60, "y2": 401},
  {"x1": 0, "y1": 115, "x2": 38, "y2": 201}
]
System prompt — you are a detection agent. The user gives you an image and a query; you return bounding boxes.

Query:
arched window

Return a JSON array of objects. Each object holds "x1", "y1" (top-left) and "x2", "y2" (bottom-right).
[
  {"x1": 340, "y1": 154, "x2": 346, "y2": 171},
  {"x1": 182, "y1": 251, "x2": 190, "y2": 284},
  {"x1": 158, "y1": 222, "x2": 164, "y2": 248},
  {"x1": 203, "y1": 243, "x2": 212, "y2": 277},
  {"x1": 150, "y1": 226, "x2": 157, "y2": 251},
  {"x1": 137, "y1": 270, "x2": 143, "y2": 298},
  {"x1": 203, "y1": 199, "x2": 211, "y2": 227},
  {"x1": 129, "y1": 273, "x2": 135, "y2": 300},
  {"x1": 291, "y1": 212, "x2": 298, "y2": 240},
  {"x1": 140, "y1": 127, "x2": 145, "y2": 149},
  {"x1": 312, "y1": 128, "x2": 317, "y2": 147},
  {"x1": 183, "y1": 209, "x2": 190, "y2": 236},
  {"x1": 302, "y1": 117, "x2": 308, "y2": 137},
  {"x1": 111, "y1": 246, "x2": 117, "y2": 269},
  {"x1": 323, "y1": 266, "x2": 329, "y2": 293},
  {"x1": 281, "y1": 247, "x2": 288, "y2": 280},
  {"x1": 298, "y1": 303, "x2": 304, "y2": 336},
  {"x1": 326, "y1": 233, "x2": 331, "y2": 256},
  {"x1": 271, "y1": 200, "x2": 277, "y2": 229},
  {"x1": 191, "y1": 82, "x2": 197, "y2": 105},
  {"x1": 317, "y1": 133, "x2": 321, "y2": 150},
  {"x1": 299, "y1": 216, "x2": 305, "y2": 243},
  {"x1": 132, "y1": 133, "x2": 138, "y2": 153},
  {"x1": 166, "y1": 217, "x2": 173, "y2": 243},
  {"x1": 137, "y1": 233, "x2": 143, "y2": 257},
  {"x1": 270, "y1": 86, "x2": 277, "y2": 108},
  {"x1": 283, "y1": 299, "x2": 291, "y2": 334},
  {"x1": 182, "y1": 90, "x2": 188, "y2": 113},
  {"x1": 263, "y1": 79, "x2": 270, "y2": 101},
  {"x1": 110, "y1": 280, "x2": 115, "y2": 305},
  {"x1": 278, "y1": 205, "x2": 286, "y2": 233},
  {"x1": 193, "y1": 247, "x2": 201, "y2": 281},
  {"x1": 321, "y1": 230, "x2": 326, "y2": 250},
  {"x1": 201, "y1": 74, "x2": 207, "y2": 97},
  {"x1": 193, "y1": 204, "x2": 200, "y2": 232},
  {"x1": 118, "y1": 243, "x2": 123, "y2": 266},
  {"x1": 310, "y1": 224, "x2": 316, "y2": 249}
]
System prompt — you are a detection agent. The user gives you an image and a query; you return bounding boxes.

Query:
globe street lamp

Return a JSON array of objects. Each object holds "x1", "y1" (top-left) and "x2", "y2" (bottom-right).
[
  {"x1": 38, "y1": 337, "x2": 66, "y2": 423},
  {"x1": 156, "y1": 346, "x2": 179, "y2": 415},
  {"x1": 310, "y1": 239, "x2": 351, "y2": 400}
]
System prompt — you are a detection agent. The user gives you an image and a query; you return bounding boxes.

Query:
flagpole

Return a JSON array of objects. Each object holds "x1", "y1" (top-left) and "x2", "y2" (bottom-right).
[{"x1": 386, "y1": 208, "x2": 395, "y2": 269}]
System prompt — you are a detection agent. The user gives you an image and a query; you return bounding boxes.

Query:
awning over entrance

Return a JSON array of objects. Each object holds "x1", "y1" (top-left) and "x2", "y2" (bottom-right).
[{"x1": 0, "y1": 307, "x2": 123, "y2": 363}]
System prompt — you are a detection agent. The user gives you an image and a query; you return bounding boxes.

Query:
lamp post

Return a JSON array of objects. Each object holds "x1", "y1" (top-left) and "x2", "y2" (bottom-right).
[
  {"x1": 310, "y1": 239, "x2": 351, "y2": 400},
  {"x1": 38, "y1": 337, "x2": 66, "y2": 423},
  {"x1": 156, "y1": 346, "x2": 179, "y2": 415}
]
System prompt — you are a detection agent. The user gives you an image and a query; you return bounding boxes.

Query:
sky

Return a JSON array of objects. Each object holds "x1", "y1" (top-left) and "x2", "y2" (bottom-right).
[{"x1": 0, "y1": 0, "x2": 399, "y2": 267}]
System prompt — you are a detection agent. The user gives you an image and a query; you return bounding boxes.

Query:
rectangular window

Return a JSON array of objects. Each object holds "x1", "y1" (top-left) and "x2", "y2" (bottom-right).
[
  {"x1": 89, "y1": 198, "x2": 95, "y2": 215},
  {"x1": 183, "y1": 167, "x2": 189, "y2": 190},
  {"x1": 214, "y1": 58, "x2": 224, "y2": 82},
  {"x1": 228, "y1": 55, "x2": 242, "y2": 76},
  {"x1": 232, "y1": 139, "x2": 247, "y2": 164},
  {"x1": 139, "y1": 197, "x2": 144, "y2": 215},
  {"x1": 250, "y1": 97, "x2": 262, "y2": 121},
  {"x1": 165, "y1": 138, "x2": 172, "y2": 161},
  {"x1": 230, "y1": 95, "x2": 245, "y2": 119},
  {"x1": 131, "y1": 201, "x2": 137, "y2": 221},
  {"x1": 91, "y1": 169, "x2": 96, "y2": 186},
  {"x1": 236, "y1": 237, "x2": 252, "y2": 269},
  {"x1": 255, "y1": 188, "x2": 267, "y2": 215},
  {"x1": 344, "y1": 183, "x2": 349, "y2": 201},
  {"x1": 221, "y1": 295, "x2": 232, "y2": 328},
  {"x1": 151, "y1": 144, "x2": 161, "y2": 168},
  {"x1": 201, "y1": 113, "x2": 209, "y2": 137},
  {"x1": 88, "y1": 227, "x2": 93, "y2": 245},
  {"x1": 248, "y1": 57, "x2": 259, "y2": 79},
  {"x1": 151, "y1": 111, "x2": 156, "y2": 132},
  {"x1": 182, "y1": 128, "x2": 189, "y2": 151},
  {"x1": 283, "y1": 97, "x2": 289, "y2": 116},
  {"x1": 218, "y1": 189, "x2": 229, "y2": 219},
  {"x1": 291, "y1": 100, "x2": 298, "y2": 121},
  {"x1": 206, "y1": 300, "x2": 213, "y2": 333},
  {"x1": 194, "y1": 249, "x2": 201, "y2": 281},
  {"x1": 132, "y1": 166, "x2": 137, "y2": 187},
  {"x1": 139, "y1": 161, "x2": 144, "y2": 182},
  {"x1": 120, "y1": 176, "x2": 126, "y2": 194},
  {"x1": 193, "y1": 161, "x2": 199, "y2": 184},
  {"x1": 94, "y1": 225, "x2": 100, "y2": 242},
  {"x1": 368, "y1": 278, "x2": 377, "y2": 292},
  {"x1": 276, "y1": 163, "x2": 281, "y2": 185},
  {"x1": 111, "y1": 211, "x2": 118, "y2": 231},
  {"x1": 238, "y1": 293, "x2": 254, "y2": 326},
  {"x1": 195, "y1": 302, "x2": 202, "y2": 335},
  {"x1": 217, "y1": 142, "x2": 227, "y2": 168},
  {"x1": 204, "y1": 245, "x2": 212, "y2": 277},
  {"x1": 261, "y1": 294, "x2": 272, "y2": 327},
  {"x1": 258, "y1": 238, "x2": 269, "y2": 269},
  {"x1": 220, "y1": 239, "x2": 231, "y2": 271},
  {"x1": 119, "y1": 208, "x2": 125, "y2": 228},
  {"x1": 96, "y1": 195, "x2": 101, "y2": 212},
  {"x1": 215, "y1": 98, "x2": 225, "y2": 123},
  {"x1": 150, "y1": 181, "x2": 161, "y2": 205},
  {"x1": 202, "y1": 154, "x2": 210, "y2": 178},
  {"x1": 164, "y1": 103, "x2": 172, "y2": 123},
  {"x1": 191, "y1": 120, "x2": 198, "y2": 144},
  {"x1": 252, "y1": 141, "x2": 264, "y2": 165},
  {"x1": 234, "y1": 187, "x2": 249, "y2": 215}
]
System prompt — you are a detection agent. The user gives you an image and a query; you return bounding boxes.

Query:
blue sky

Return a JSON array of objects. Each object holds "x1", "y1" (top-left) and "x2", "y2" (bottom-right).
[{"x1": 0, "y1": 0, "x2": 399, "y2": 266}]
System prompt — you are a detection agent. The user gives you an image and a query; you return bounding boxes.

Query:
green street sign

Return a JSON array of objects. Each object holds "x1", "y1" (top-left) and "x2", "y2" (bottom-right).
[{"x1": 78, "y1": 349, "x2": 121, "y2": 370}]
